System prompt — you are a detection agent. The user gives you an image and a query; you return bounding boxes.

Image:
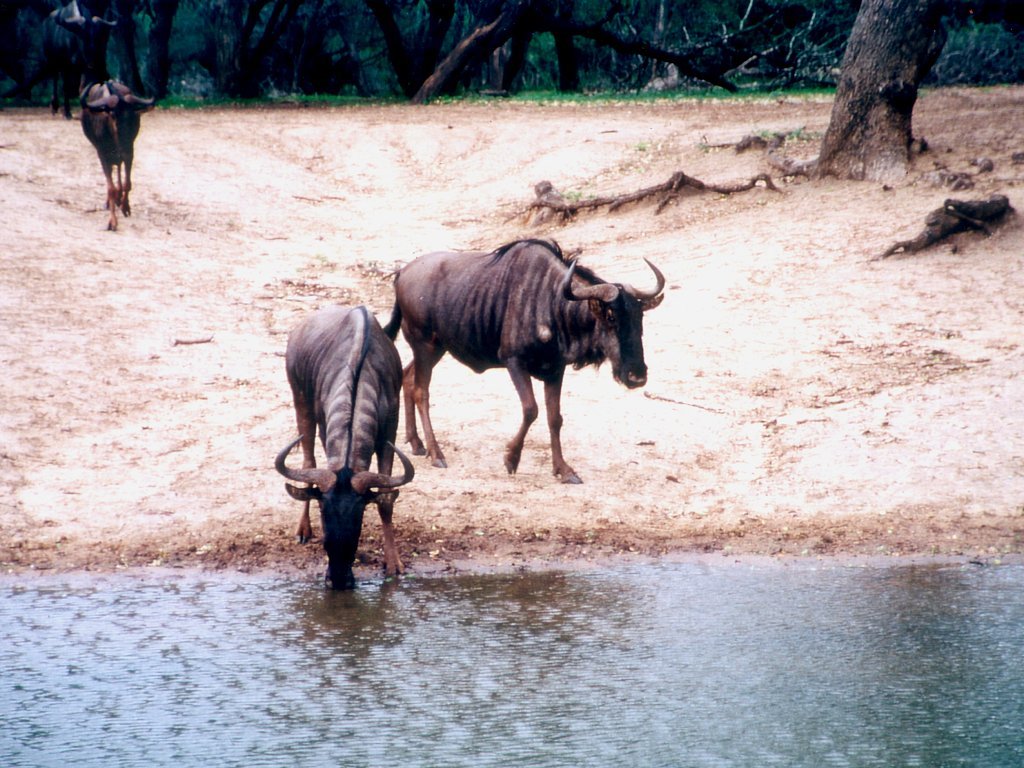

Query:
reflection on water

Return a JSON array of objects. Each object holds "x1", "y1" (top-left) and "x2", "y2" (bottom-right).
[{"x1": 2, "y1": 562, "x2": 1022, "y2": 767}]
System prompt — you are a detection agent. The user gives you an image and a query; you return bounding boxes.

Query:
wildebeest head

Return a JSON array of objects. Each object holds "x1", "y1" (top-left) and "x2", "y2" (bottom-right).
[
  {"x1": 561, "y1": 257, "x2": 665, "y2": 388},
  {"x1": 51, "y1": 0, "x2": 116, "y2": 83},
  {"x1": 275, "y1": 437, "x2": 414, "y2": 590}
]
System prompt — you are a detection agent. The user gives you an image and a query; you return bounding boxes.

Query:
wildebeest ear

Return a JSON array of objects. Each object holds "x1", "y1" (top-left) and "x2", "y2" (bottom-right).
[{"x1": 285, "y1": 483, "x2": 322, "y2": 502}]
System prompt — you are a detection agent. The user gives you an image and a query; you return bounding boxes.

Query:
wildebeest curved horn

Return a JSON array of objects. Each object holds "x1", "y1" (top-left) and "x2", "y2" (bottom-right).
[
  {"x1": 124, "y1": 93, "x2": 155, "y2": 108},
  {"x1": 275, "y1": 435, "x2": 336, "y2": 492},
  {"x1": 91, "y1": 15, "x2": 117, "y2": 27},
  {"x1": 86, "y1": 92, "x2": 118, "y2": 110},
  {"x1": 618, "y1": 257, "x2": 667, "y2": 309},
  {"x1": 351, "y1": 443, "x2": 416, "y2": 495},
  {"x1": 561, "y1": 259, "x2": 619, "y2": 303}
]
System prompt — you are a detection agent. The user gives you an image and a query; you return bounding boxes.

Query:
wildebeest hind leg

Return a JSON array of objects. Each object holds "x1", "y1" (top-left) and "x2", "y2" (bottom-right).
[
  {"x1": 401, "y1": 362, "x2": 426, "y2": 456},
  {"x1": 410, "y1": 351, "x2": 447, "y2": 468}
]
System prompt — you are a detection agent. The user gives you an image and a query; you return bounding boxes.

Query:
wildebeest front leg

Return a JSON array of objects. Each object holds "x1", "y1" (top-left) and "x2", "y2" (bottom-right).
[
  {"x1": 376, "y1": 492, "x2": 404, "y2": 577},
  {"x1": 374, "y1": 442, "x2": 404, "y2": 576},
  {"x1": 293, "y1": 420, "x2": 318, "y2": 544},
  {"x1": 504, "y1": 360, "x2": 538, "y2": 475},
  {"x1": 100, "y1": 160, "x2": 119, "y2": 231},
  {"x1": 120, "y1": 152, "x2": 134, "y2": 217},
  {"x1": 543, "y1": 372, "x2": 581, "y2": 484}
]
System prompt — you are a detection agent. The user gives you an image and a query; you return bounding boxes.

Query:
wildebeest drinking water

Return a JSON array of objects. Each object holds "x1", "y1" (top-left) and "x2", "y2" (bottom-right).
[
  {"x1": 384, "y1": 238, "x2": 665, "y2": 483},
  {"x1": 276, "y1": 305, "x2": 415, "y2": 589}
]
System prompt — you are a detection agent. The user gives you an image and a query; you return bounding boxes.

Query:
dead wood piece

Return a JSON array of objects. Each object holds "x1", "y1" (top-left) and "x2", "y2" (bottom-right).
[
  {"x1": 735, "y1": 132, "x2": 786, "y2": 153},
  {"x1": 922, "y1": 168, "x2": 975, "y2": 191},
  {"x1": 766, "y1": 151, "x2": 816, "y2": 177},
  {"x1": 875, "y1": 195, "x2": 1013, "y2": 260},
  {"x1": 524, "y1": 171, "x2": 778, "y2": 222},
  {"x1": 173, "y1": 335, "x2": 214, "y2": 346}
]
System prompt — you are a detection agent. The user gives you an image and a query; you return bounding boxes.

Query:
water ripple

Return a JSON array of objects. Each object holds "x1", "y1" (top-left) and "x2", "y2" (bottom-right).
[{"x1": 1, "y1": 563, "x2": 1022, "y2": 767}]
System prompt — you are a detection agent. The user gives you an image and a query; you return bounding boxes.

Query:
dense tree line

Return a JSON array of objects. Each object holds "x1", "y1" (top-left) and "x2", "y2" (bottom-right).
[{"x1": 1, "y1": 0, "x2": 1021, "y2": 104}]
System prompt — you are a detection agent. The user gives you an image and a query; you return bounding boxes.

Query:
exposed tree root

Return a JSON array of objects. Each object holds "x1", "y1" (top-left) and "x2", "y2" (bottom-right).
[
  {"x1": 875, "y1": 195, "x2": 1013, "y2": 260},
  {"x1": 729, "y1": 131, "x2": 817, "y2": 177},
  {"x1": 524, "y1": 171, "x2": 778, "y2": 224}
]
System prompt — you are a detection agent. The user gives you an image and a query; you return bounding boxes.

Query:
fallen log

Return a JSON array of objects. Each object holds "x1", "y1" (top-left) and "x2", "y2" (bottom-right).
[{"x1": 875, "y1": 195, "x2": 1013, "y2": 260}]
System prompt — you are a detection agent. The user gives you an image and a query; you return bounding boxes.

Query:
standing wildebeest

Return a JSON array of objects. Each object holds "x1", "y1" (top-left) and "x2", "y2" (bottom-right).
[
  {"x1": 384, "y1": 239, "x2": 665, "y2": 484},
  {"x1": 276, "y1": 305, "x2": 415, "y2": 590},
  {"x1": 42, "y1": 1, "x2": 85, "y2": 119},
  {"x1": 54, "y1": 0, "x2": 154, "y2": 231}
]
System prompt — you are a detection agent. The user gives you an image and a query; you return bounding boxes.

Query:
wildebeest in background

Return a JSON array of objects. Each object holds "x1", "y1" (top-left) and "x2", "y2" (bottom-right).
[
  {"x1": 53, "y1": 0, "x2": 154, "y2": 231},
  {"x1": 384, "y1": 238, "x2": 665, "y2": 484},
  {"x1": 41, "y1": 1, "x2": 85, "y2": 119},
  {"x1": 276, "y1": 305, "x2": 415, "y2": 590}
]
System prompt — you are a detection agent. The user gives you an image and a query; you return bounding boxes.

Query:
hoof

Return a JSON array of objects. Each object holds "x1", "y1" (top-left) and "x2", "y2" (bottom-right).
[
  {"x1": 504, "y1": 452, "x2": 521, "y2": 475},
  {"x1": 431, "y1": 458, "x2": 448, "y2": 469},
  {"x1": 296, "y1": 534, "x2": 310, "y2": 545},
  {"x1": 559, "y1": 473, "x2": 583, "y2": 485}
]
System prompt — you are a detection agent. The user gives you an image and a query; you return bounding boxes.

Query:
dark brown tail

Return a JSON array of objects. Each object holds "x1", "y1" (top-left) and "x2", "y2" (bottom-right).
[{"x1": 383, "y1": 299, "x2": 402, "y2": 340}]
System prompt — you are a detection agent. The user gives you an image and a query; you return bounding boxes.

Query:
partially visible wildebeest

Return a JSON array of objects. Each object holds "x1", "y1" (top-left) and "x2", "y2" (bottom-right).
[
  {"x1": 53, "y1": 0, "x2": 154, "y2": 231},
  {"x1": 383, "y1": 238, "x2": 665, "y2": 484},
  {"x1": 42, "y1": 1, "x2": 85, "y2": 119},
  {"x1": 276, "y1": 305, "x2": 415, "y2": 590}
]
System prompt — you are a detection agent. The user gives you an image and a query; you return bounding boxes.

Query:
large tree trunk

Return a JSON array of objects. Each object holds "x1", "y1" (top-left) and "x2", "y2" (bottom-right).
[
  {"x1": 411, "y1": 1, "x2": 529, "y2": 104},
  {"x1": 146, "y1": 0, "x2": 180, "y2": 99},
  {"x1": 210, "y1": 0, "x2": 244, "y2": 96},
  {"x1": 815, "y1": 0, "x2": 949, "y2": 182},
  {"x1": 554, "y1": 31, "x2": 579, "y2": 92},
  {"x1": 365, "y1": 0, "x2": 455, "y2": 99},
  {"x1": 501, "y1": 30, "x2": 531, "y2": 91},
  {"x1": 110, "y1": 0, "x2": 144, "y2": 92}
]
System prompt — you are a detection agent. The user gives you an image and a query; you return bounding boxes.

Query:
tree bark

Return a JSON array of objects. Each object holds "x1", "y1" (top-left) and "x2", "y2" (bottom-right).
[
  {"x1": 554, "y1": 31, "x2": 579, "y2": 92},
  {"x1": 815, "y1": 0, "x2": 949, "y2": 182},
  {"x1": 412, "y1": 1, "x2": 529, "y2": 104},
  {"x1": 365, "y1": 0, "x2": 455, "y2": 98},
  {"x1": 501, "y1": 31, "x2": 531, "y2": 91},
  {"x1": 210, "y1": 0, "x2": 244, "y2": 96},
  {"x1": 110, "y1": 0, "x2": 144, "y2": 92},
  {"x1": 146, "y1": 0, "x2": 180, "y2": 98}
]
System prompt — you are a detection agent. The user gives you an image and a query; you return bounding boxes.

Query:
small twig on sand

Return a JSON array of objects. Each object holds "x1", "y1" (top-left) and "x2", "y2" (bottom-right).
[
  {"x1": 173, "y1": 335, "x2": 214, "y2": 346},
  {"x1": 644, "y1": 390, "x2": 726, "y2": 414}
]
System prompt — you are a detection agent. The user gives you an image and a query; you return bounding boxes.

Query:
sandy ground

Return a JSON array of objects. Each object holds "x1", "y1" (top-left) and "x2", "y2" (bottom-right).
[{"x1": 1, "y1": 87, "x2": 1022, "y2": 583}]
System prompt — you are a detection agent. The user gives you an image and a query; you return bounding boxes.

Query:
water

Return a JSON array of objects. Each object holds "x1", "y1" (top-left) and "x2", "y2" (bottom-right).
[{"x1": 2, "y1": 561, "x2": 1022, "y2": 767}]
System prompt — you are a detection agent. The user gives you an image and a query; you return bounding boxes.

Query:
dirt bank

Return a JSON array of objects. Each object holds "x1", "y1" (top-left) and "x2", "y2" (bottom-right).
[{"x1": 1, "y1": 87, "x2": 1022, "y2": 582}]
